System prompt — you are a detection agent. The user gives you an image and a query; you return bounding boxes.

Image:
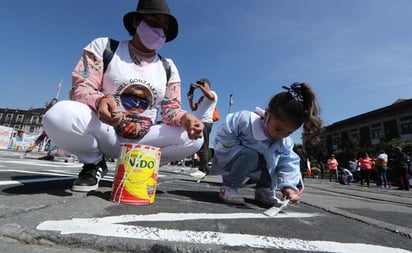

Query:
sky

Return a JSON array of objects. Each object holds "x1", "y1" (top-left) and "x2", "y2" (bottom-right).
[{"x1": 1, "y1": 0, "x2": 412, "y2": 144}]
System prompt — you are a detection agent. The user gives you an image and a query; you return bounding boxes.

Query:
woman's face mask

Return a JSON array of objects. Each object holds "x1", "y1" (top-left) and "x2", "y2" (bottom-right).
[{"x1": 136, "y1": 20, "x2": 166, "y2": 50}]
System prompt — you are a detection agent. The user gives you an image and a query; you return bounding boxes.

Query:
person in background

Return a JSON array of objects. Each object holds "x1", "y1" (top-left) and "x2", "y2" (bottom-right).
[
  {"x1": 391, "y1": 147, "x2": 410, "y2": 191},
  {"x1": 187, "y1": 78, "x2": 218, "y2": 176},
  {"x1": 319, "y1": 160, "x2": 325, "y2": 179},
  {"x1": 25, "y1": 131, "x2": 54, "y2": 160},
  {"x1": 327, "y1": 154, "x2": 338, "y2": 182},
  {"x1": 211, "y1": 82, "x2": 322, "y2": 205},
  {"x1": 294, "y1": 145, "x2": 309, "y2": 180},
  {"x1": 43, "y1": 0, "x2": 203, "y2": 192},
  {"x1": 358, "y1": 152, "x2": 373, "y2": 187},
  {"x1": 339, "y1": 167, "x2": 353, "y2": 185},
  {"x1": 341, "y1": 168, "x2": 353, "y2": 185},
  {"x1": 25, "y1": 98, "x2": 60, "y2": 161},
  {"x1": 375, "y1": 150, "x2": 388, "y2": 189},
  {"x1": 348, "y1": 158, "x2": 360, "y2": 183}
]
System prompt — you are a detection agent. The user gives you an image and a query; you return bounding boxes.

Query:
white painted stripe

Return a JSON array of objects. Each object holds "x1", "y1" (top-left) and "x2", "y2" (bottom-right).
[
  {"x1": 0, "y1": 169, "x2": 77, "y2": 176},
  {"x1": 0, "y1": 160, "x2": 80, "y2": 167},
  {"x1": 37, "y1": 213, "x2": 411, "y2": 253},
  {"x1": 0, "y1": 169, "x2": 115, "y2": 186},
  {"x1": 0, "y1": 169, "x2": 79, "y2": 186},
  {"x1": 0, "y1": 176, "x2": 77, "y2": 186}
]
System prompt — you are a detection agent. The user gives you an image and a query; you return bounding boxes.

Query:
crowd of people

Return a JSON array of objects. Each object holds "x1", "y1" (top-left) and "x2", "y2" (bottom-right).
[{"x1": 321, "y1": 148, "x2": 411, "y2": 191}]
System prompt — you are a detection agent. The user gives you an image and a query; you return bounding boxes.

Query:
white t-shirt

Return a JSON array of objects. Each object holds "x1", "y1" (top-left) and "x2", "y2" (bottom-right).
[
  {"x1": 84, "y1": 37, "x2": 181, "y2": 123},
  {"x1": 194, "y1": 91, "x2": 218, "y2": 123}
]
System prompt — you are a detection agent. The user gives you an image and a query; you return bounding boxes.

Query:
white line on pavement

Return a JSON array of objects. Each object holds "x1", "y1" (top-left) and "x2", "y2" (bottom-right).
[
  {"x1": 36, "y1": 213, "x2": 411, "y2": 253},
  {"x1": 0, "y1": 160, "x2": 80, "y2": 167}
]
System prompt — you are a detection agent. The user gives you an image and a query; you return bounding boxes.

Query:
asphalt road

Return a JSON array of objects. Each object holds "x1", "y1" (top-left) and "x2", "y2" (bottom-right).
[{"x1": 0, "y1": 149, "x2": 411, "y2": 253}]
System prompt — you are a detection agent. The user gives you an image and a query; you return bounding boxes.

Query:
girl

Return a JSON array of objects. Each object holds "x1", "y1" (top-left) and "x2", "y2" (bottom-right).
[{"x1": 211, "y1": 82, "x2": 322, "y2": 205}]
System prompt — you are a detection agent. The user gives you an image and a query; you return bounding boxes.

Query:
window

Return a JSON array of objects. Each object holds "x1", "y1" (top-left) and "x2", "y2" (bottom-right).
[
  {"x1": 332, "y1": 133, "x2": 340, "y2": 147},
  {"x1": 31, "y1": 116, "x2": 39, "y2": 124},
  {"x1": 16, "y1": 114, "x2": 24, "y2": 123},
  {"x1": 401, "y1": 122, "x2": 412, "y2": 135},
  {"x1": 5, "y1": 114, "x2": 13, "y2": 123},
  {"x1": 371, "y1": 129, "x2": 381, "y2": 139}
]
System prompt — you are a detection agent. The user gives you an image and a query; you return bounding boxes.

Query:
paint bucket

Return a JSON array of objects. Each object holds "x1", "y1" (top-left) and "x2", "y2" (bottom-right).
[{"x1": 111, "y1": 144, "x2": 162, "y2": 205}]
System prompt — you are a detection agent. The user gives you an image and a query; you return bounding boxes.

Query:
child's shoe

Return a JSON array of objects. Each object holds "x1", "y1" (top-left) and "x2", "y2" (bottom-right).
[
  {"x1": 219, "y1": 186, "x2": 245, "y2": 204},
  {"x1": 255, "y1": 188, "x2": 279, "y2": 206}
]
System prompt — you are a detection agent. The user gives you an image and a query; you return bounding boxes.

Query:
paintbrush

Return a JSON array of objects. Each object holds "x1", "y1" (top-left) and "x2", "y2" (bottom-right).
[{"x1": 263, "y1": 199, "x2": 290, "y2": 217}]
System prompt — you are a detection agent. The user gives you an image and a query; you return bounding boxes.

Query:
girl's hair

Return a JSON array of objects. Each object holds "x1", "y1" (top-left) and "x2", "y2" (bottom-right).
[{"x1": 267, "y1": 82, "x2": 322, "y2": 144}]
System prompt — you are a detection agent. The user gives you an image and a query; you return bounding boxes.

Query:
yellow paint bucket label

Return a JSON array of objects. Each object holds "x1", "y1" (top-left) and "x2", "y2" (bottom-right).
[{"x1": 111, "y1": 144, "x2": 161, "y2": 205}]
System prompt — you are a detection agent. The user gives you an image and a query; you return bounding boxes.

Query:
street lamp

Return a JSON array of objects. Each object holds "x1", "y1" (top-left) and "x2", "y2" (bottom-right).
[{"x1": 228, "y1": 94, "x2": 233, "y2": 113}]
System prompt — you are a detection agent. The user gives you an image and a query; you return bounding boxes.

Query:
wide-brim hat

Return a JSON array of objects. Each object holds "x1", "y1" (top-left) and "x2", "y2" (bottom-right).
[{"x1": 123, "y1": 0, "x2": 178, "y2": 42}]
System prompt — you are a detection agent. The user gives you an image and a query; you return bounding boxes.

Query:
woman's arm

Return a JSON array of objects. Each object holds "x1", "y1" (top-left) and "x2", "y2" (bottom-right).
[{"x1": 70, "y1": 49, "x2": 105, "y2": 111}]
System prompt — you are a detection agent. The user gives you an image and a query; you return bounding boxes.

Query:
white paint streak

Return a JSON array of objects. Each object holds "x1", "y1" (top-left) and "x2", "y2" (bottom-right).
[
  {"x1": 0, "y1": 160, "x2": 79, "y2": 167},
  {"x1": 37, "y1": 213, "x2": 411, "y2": 253},
  {"x1": 0, "y1": 169, "x2": 79, "y2": 186},
  {"x1": 1, "y1": 169, "x2": 75, "y2": 176},
  {"x1": 0, "y1": 176, "x2": 77, "y2": 186}
]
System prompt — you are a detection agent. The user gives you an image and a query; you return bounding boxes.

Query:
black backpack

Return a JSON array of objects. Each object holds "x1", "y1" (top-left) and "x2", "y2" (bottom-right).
[{"x1": 102, "y1": 38, "x2": 171, "y2": 82}]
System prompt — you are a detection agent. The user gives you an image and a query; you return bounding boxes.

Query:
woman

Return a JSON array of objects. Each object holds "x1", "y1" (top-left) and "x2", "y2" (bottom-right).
[
  {"x1": 358, "y1": 152, "x2": 373, "y2": 187},
  {"x1": 43, "y1": 0, "x2": 203, "y2": 192}
]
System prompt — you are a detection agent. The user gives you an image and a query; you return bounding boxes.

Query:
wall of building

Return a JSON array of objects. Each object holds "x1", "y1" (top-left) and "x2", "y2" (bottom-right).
[
  {"x1": 320, "y1": 99, "x2": 412, "y2": 151},
  {"x1": 0, "y1": 107, "x2": 45, "y2": 135}
]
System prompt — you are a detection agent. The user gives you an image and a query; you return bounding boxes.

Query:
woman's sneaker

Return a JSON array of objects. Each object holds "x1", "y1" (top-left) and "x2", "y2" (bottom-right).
[
  {"x1": 72, "y1": 159, "x2": 108, "y2": 192},
  {"x1": 255, "y1": 188, "x2": 279, "y2": 206},
  {"x1": 219, "y1": 186, "x2": 245, "y2": 204}
]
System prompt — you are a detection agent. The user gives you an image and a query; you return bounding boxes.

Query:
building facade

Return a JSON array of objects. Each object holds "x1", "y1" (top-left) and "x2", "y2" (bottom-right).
[
  {"x1": 0, "y1": 107, "x2": 46, "y2": 135},
  {"x1": 320, "y1": 99, "x2": 412, "y2": 151}
]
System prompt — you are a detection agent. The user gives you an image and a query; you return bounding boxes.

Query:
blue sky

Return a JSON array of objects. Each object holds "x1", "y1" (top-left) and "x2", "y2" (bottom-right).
[{"x1": 1, "y1": 0, "x2": 412, "y2": 144}]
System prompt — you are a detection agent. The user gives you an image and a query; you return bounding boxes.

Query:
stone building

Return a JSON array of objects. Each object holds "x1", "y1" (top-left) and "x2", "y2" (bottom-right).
[
  {"x1": 320, "y1": 98, "x2": 412, "y2": 151},
  {"x1": 0, "y1": 106, "x2": 46, "y2": 135}
]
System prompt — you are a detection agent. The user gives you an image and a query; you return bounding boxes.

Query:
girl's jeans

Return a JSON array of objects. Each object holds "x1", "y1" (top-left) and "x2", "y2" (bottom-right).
[{"x1": 222, "y1": 147, "x2": 271, "y2": 189}]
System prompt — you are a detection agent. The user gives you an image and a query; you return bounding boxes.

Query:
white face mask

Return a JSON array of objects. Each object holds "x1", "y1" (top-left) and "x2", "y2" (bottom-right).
[{"x1": 136, "y1": 20, "x2": 166, "y2": 50}]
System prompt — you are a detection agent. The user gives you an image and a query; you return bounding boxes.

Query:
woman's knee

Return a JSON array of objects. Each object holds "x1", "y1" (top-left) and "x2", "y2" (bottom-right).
[
  {"x1": 43, "y1": 101, "x2": 70, "y2": 133},
  {"x1": 43, "y1": 101, "x2": 95, "y2": 144}
]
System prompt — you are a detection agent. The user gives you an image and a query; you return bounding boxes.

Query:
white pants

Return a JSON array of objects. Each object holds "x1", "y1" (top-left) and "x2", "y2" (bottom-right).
[{"x1": 43, "y1": 101, "x2": 203, "y2": 165}]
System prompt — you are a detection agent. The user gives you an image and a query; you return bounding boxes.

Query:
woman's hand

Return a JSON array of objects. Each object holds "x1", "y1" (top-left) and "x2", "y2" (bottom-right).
[
  {"x1": 97, "y1": 97, "x2": 123, "y2": 126},
  {"x1": 181, "y1": 113, "x2": 204, "y2": 140},
  {"x1": 281, "y1": 187, "x2": 300, "y2": 204}
]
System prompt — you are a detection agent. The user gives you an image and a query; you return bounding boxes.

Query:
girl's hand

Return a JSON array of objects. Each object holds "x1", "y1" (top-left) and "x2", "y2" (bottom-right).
[
  {"x1": 181, "y1": 113, "x2": 204, "y2": 140},
  {"x1": 281, "y1": 187, "x2": 300, "y2": 204},
  {"x1": 97, "y1": 97, "x2": 123, "y2": 126}
]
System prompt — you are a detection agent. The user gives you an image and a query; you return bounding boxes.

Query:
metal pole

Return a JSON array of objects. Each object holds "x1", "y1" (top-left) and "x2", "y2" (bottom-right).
[
  {"x1": 55, "y1": 79, "x2": 63, "y2": 100},
  {"x1": 229, "y1": 94, "x2": 233, "y2": 113}
]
